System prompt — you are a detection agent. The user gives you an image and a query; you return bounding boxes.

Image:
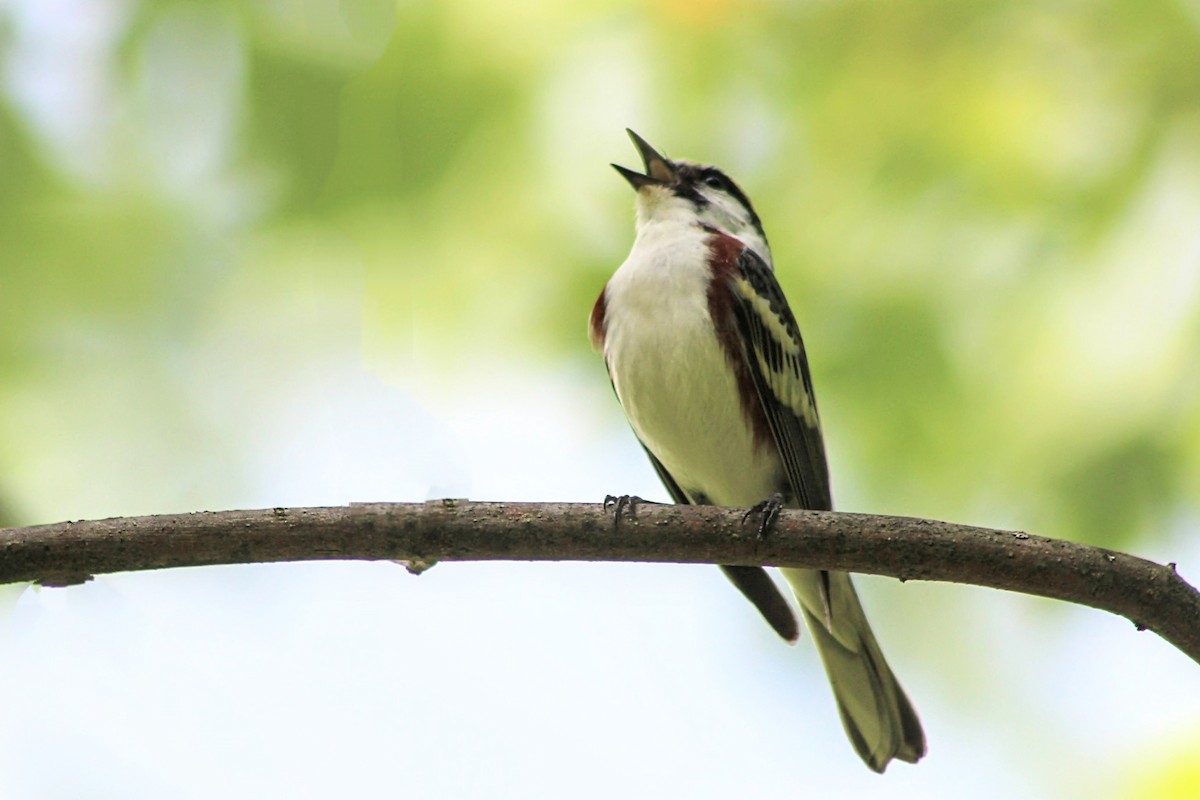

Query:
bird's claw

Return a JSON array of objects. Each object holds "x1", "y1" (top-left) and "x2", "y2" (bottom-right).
[
  {"x1": 604, "y1": 494, "x2": 644, "y2": 529},
  {"x1": 742, "y1": 493, "x2": 786, "y2": 540}
]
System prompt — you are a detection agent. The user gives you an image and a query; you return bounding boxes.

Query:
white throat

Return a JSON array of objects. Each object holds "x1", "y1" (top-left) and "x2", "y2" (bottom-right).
[{"x1": 634, "y1": 185, "x2": 772, "y2": 269}]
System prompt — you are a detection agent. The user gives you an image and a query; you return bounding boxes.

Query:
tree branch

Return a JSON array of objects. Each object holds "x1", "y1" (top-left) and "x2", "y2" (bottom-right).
[{"x1": 1, "y1": 500, "x2": 1197, "y2": 664}]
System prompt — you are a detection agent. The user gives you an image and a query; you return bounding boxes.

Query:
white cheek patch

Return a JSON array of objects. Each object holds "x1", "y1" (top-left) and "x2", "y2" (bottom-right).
[{"x1": 697, "y1": 195, "x2": 771, "y2": 267}]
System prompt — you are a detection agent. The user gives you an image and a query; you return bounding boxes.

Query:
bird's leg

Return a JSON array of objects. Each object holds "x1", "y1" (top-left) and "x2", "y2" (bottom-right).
[{"x1": 742, "y1": 493, "x2": 786, "y2": 540}]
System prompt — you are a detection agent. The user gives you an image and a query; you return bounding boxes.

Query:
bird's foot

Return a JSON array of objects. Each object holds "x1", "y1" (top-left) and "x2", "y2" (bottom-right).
[
  {"x1": 603, "y1": 494, "x2": 646, "y2": 529},
  {"x1": 742, "y1": 493, "x2": 786, "y2": 540}
]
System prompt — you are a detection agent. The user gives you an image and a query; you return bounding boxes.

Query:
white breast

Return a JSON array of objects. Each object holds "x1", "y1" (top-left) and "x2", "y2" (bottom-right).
[{"x1": 602, "y1": 220, "x2": 782, "y2": 506}]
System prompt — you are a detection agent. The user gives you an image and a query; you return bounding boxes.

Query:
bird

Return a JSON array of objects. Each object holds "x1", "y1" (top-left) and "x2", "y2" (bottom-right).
[{"x1": 589, "y1": 129, "x2": 926, "y2": 772}]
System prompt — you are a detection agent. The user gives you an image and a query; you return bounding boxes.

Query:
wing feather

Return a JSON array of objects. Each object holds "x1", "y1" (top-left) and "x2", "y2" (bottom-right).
[{"x1": 722, "y1": 248, "x2": 832, "y2": 512}]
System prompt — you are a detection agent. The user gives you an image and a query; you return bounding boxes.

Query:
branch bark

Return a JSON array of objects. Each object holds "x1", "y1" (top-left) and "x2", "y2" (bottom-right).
[{"x1": 1, "y1": 500, "x2": 1197, "y2": 664}]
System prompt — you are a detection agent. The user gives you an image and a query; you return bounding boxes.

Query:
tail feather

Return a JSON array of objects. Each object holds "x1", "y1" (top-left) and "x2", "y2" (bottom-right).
[
  {"x1": 783, "y1": 567, "x2": 926, "y2": 772},
  {"x1": 720, "y1": 565, "x2": 800, "y2": 643}
]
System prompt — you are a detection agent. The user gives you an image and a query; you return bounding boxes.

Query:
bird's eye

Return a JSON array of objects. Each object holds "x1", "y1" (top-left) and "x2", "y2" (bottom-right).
[{"x1": 703, "y1": 175, "x2": 725, "y2": 191}]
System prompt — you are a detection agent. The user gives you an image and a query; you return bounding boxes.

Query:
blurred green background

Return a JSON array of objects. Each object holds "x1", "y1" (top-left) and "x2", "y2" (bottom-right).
[{"x1": 2, "y1": 0, "x2": 1199, "y2": 797}]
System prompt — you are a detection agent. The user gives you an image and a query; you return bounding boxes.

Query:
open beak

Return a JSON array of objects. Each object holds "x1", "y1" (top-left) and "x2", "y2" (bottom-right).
[{"x1": 612, "y1": 129, "x2": 676, "y2": 189}]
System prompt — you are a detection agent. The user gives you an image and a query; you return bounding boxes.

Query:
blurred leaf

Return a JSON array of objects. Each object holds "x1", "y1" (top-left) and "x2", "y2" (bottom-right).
[{"x1": 1114, "y1": 732, "x2": 1200, "y2": 800}]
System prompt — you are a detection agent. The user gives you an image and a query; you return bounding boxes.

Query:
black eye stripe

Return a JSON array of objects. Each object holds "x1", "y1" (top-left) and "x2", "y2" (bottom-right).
[
  {"x1": 671, "y1": 183, "x2": 709, "y2": 206},
  {"x1": 677, "y1": 164, "x2": 766, "y2": 242}
]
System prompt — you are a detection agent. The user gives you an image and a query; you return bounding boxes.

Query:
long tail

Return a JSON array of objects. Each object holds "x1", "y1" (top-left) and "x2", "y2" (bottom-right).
[{"x1": 782, "y1": 567, "x2": 926, "y2": 772}]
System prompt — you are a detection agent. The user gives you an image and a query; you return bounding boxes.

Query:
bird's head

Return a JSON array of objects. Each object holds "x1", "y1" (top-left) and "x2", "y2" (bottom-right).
[{"x1": 613, "y1": 129, "x2": 770, "y2": 263}]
